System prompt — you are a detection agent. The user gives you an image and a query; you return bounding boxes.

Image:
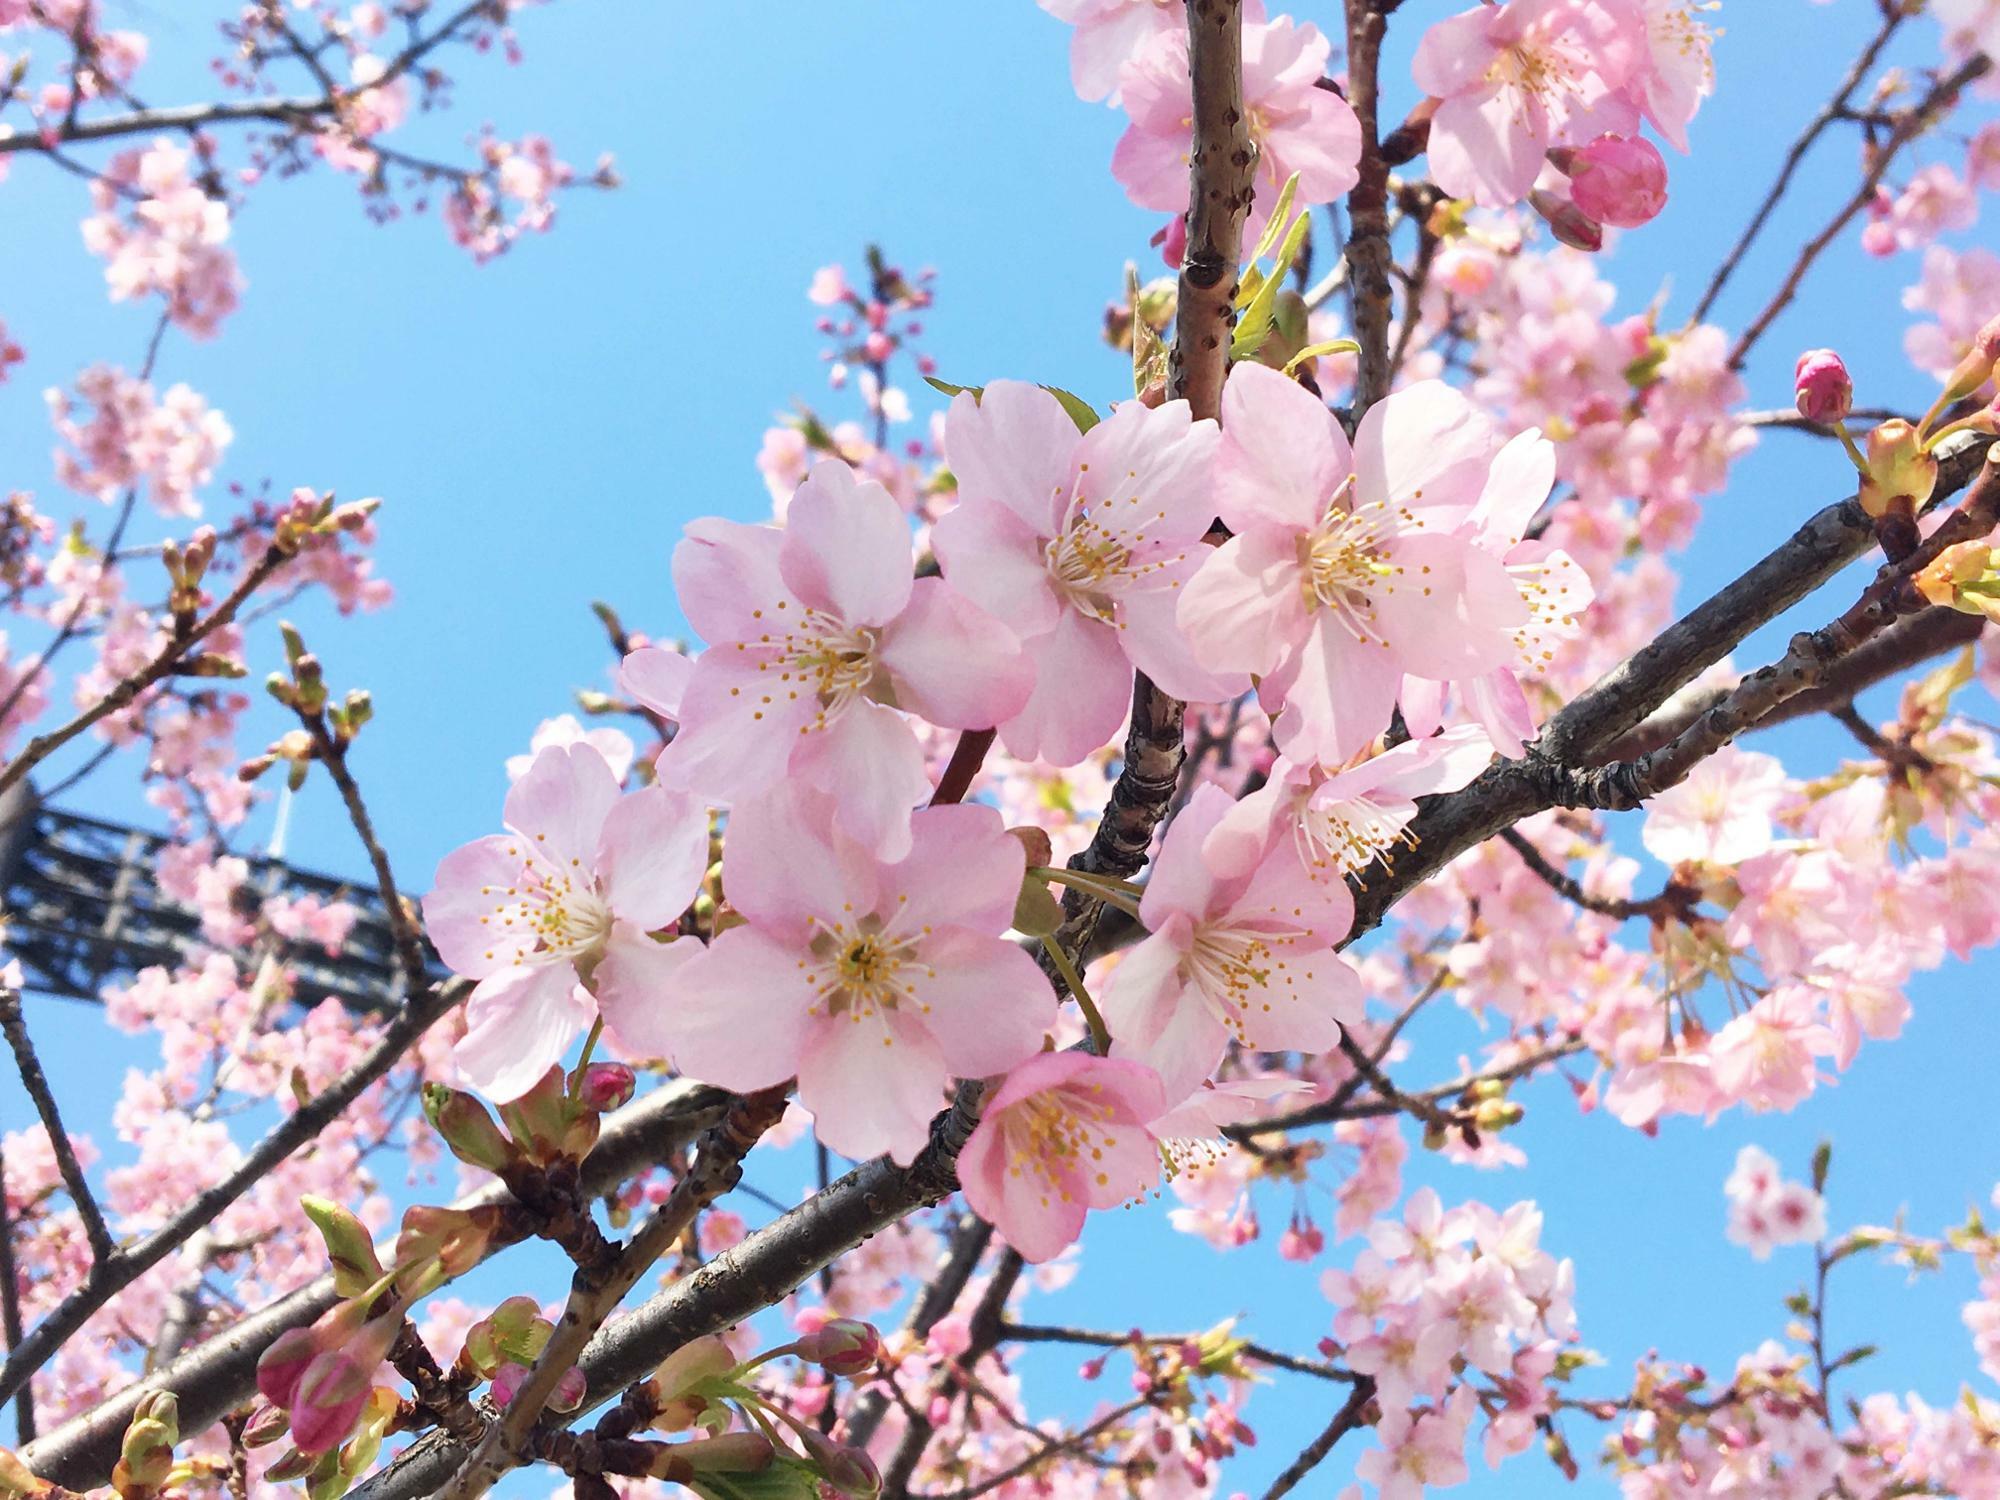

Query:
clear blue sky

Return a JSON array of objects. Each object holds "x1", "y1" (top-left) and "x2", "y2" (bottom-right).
[{"x1": 2, "y1": 3, "x2": 1997, "y2": 1494}]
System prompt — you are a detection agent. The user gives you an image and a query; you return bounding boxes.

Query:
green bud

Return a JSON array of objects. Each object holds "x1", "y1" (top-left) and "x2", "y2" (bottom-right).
[
  {"x1": 301, "y1": 1196, "x2": 385, "y2": 1298},
  {"x1": 421, "y1": 1084, "x2": 518, "y2": 1173}
]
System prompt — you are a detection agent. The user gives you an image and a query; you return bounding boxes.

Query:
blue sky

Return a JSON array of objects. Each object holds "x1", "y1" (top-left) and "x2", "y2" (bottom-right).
[{"x1": 4, "y1": 2, "x2": 1999, "y2": 1494}]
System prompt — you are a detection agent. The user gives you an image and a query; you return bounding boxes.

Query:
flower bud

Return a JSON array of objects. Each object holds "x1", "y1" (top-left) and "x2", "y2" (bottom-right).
[
  {"x1": 1940, "y1": 312, "x2": 2000, "y2": 406},
  {"x1": 421, "y1": 1084, "x2": 518, "y2": 1173},
  {"x1": 1555, "y1": 135, "x2": 1667, "y2": 228},
  {"x1": 259, "y1": 1447, "x2": 316, "y2": 1484},
  {"x1": 800, "y1": 1430, "x2": 882, "y2": 1499},
  {"x1": 796, "y1": 1319, "x2": 882, "y2": 1378},
  {"x1": 1858, "y1": 419, "x2": 1939, "y2": 518},
  {"x1": 1793, "y1": 349, "x2": 1853, "y2": 425},
  {"x1": 394, "y1": 1204, "x2": 499, "y2": 1293},
  {"x1": 115, "y1": 1394, "x2": 180, "y2": 1496},
  {"x1": 573, "y1": 1061, "x2": 635, "y2": 1113},
  {"x1": 654, "y1": 1433, "x2": 775, "y2": 1482},
  {"x1": 1914, "y1": 541, "x2": 2000, "y2": 620},
  {"x1": 289, "y1": 1308, "x2": 399, "y2": 1456},
  {"x1": 1528, "y1": 188, "x2": 1603, "y2": 253},
  {"x1": 301, "y1": 1195, "x2": 385, "y2": 1298},
  {"x1": 497, "y1": 1066, "x2": 577, "y2": 1162},
  {"x1": 241, "y1": 1400, "x2": 292, "y2": 1449}
]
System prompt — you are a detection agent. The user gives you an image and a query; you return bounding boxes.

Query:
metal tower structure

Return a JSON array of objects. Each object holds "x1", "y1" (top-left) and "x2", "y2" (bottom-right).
[{"x1": 0, "y1": 782, "x2": 432, "y2": 1013}]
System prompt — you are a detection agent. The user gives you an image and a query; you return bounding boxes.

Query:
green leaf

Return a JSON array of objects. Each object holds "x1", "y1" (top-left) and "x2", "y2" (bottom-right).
[
  {"x1": 1043, "y1": 385, "x2": 1100, "y2": 433},
  {"x1": 1129, "y1": 263, "x2": 1170, "y2": 396},
  {"x1": 923, "y1": 376, "x2": 1098, "y2": 433},
  {"x1": 1231, "y1": 210, "x2": 1312, "y2": 361},
  {"x1": 1811, "y1": 1140, "x2": 1832, "y2": 1194},
  {"x1": 1826, "y1": 1344, "x2": 1878, "y2": 1374},
  {"x1": 1247, "y1": 171, "x2": 1301, "y2": 263}
]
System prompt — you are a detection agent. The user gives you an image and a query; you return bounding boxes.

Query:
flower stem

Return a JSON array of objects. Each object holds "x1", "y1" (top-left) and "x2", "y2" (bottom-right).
[{"x1": 1039, "y1": 936, "x2": 1111, "y2": 1055}]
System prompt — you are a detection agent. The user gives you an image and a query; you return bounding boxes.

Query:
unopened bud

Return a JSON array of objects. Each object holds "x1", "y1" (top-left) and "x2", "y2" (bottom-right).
[
  {"x1": 1528, "y1": 188, "x2": 1603, "y2": 253},
  {"x1": 422, "y1": 1084, "x2": 518, "y2": 1173},
  {"x1": 1553, "y1": 134, "x2": 1667, "y2": 229},
  {"x1": 260, "y1": 1447, "x2": 316, "y2": 1484},
  {"x1": 657, "y1": 1433, "x2": 775, "y2": 1482},
  {"x1": 796, "y1": 1319, "x2": 882, "y2": 1378},
  {"x1": 800, "y1": 1430, "x2": 882, "y2": 1499},
  {"x1": 1858, "y1": 419, "x2": 1938, "y2": 518},
  {"x1": 1940, "y1": 313, "x2": 2000, "y2": 406},
  {"x1": 1793, "y1": 348, "x2": 1853, "y2": 425},
  {"x1": 497, "y1": 1066, "x2": 577, "y2": 1162},
  {"x1": 301, "y1": 1196, "x2": 384, "y2": 1299},
  {"x1": 241, "y1": 1400, "x2": 292, "y2": 1448},
  {"x1": 573, "y1": 1062, "x2": 635, "y2": 1113}
]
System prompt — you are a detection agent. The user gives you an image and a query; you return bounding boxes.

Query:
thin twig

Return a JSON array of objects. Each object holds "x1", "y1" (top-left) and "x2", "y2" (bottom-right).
[{"x1": 0, "y1": 991, "x2": 112, "y2": 1263}]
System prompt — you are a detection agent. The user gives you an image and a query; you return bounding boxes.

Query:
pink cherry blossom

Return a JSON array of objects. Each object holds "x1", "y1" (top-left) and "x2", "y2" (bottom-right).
[
  {"x1": 505, "y1": 714, "x2": 636, "y2": 784},
  {"x1": 1111, "y1": 15, "x2": 1360, "y2": 255},
  {"x1": 957, "y1": 1051, "x2": 1167, "y2": 1262},
  {"x1": 1204, "y1": 725, "x2": 1495, "y2": 884},
  {"x1": 1177, "y1": 362, "x2": 1532, "y2": 764},
  {"x1": 659, "y1": 460, "x2": 1032, "y2": 858},
  {"x1": 664, "y1": 786, "x2": 1054, "y2": 1165},
  {"x1": 1708, "y1": 986, "x2": 1837, "y2": 1113},
  {"x1": 1038, "y1": 0, "x2": 1241, "y2": 105},
  {"x1": 1723, "y1": 1145, "x2": 1827, "y2": 1259},
  {"x1": 1097, "y1": 783, "x2": 1364, "y2": 1098},
  {"x1": 1625, "y1": 0, "x2": 1716, "y2": 152},
  {"x1": 423, "y1": 742, "x2": 711, "y2": 1100},
  {"x1": 1640, "y1": 747, "x2": 1789, "y2": 867},
  {"x1": 932, "y1": 382, "x2": 1239, "y2": 766},
  {"x1": 1413, "y1": 0, "x2": 1644, "y2": 208}
]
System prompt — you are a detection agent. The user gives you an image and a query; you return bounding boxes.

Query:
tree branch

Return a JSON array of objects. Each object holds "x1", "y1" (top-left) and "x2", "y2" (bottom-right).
[
  {"x1": 18, "y1": 1074, "x2": 733, "y2": 1487},
  {"x1": 0, "y1": 990, "x2": 112, "y2": 1264},
  {"x1": 1260, "y1": 1375, "x2": 1376, "y2": 1500}
]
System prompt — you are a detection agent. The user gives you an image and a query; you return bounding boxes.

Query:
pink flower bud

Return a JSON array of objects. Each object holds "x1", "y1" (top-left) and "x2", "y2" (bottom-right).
[
  {"x1": 1793, "y1": 349, "x2": 1853, "y2": 425},
  {"x1": 1559, "y1": 135, "x2": 1668, "y2": 229},
  {"x1": 797, "y1": 1318, "x2": 882, "y2": 1378},
  {"x1": 574, "y1": 1062, "x2": 636, "y2": 1112},
  {"x1": 289, "y1": 1351, "x2": 375, "y2": 1455},
  {"x1": 256, "y1": 1327, "x2": 324, "y2": 1411},
  {"x1": 801, "y1": 1430, "x2": 882, "y2": 1499},
  {"x1": 1528, "y1": 189, "x2": 1603, "y2": 253}
]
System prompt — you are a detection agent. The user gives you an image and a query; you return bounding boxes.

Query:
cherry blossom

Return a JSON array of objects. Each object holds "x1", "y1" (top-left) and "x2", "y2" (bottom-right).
[
  {"x1": 659, "y1": 459, "x2": 1031, "y2": 858},
  {"x1": 932, "y1": 382, "x2": 1237, "y2": 766},
  {"x1": 663, "y1": 786, "x2": 1054, "y2": 1164},
  {"x1": 1112, "y1": 14, "x2": 1360, "y2": 255},
  {"x1": 957, "y1": 1051, "x2": 1167, "y2": 1261},
  {"x1": 423, "y1": 742, "x2": 711, "y2": 1100},
  {"x1": 1412, "y1": 0, "x2": 1644, "y2": 208},
  {"x1": 1098, "y1": 783, "x2": 1364, "y2": 1097},
  {"x1": 1177, "y1": 361, "x2": 1535, "y2": 763}
]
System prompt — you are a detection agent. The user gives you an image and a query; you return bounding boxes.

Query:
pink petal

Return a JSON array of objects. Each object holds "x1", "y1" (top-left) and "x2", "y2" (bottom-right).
[
  {"x1": 1141, "y1": 784, "x2": 1232, "y2": 927},
  {"x1": 997, "y1": 609, "x2": 1131, "y2": 768},
  {"x1": 1176, "y1": 528, "x2": 1310, "y2": 678},
  {"x1": 719, "y1": 782, "x2": 878, "y2": 930},
  {"x1": 878, "y1": 578, "x2": 1034, "y2": 729},
  {"x1": 795, "y1": 699, "x2": 930, "y2": 861},
  {"x1": 591, "y1": 924, "x2": 702, "y2": 1063},
  {"x1": 778, "y1": 461, "x2": 914, "y2": 627},
  {"x1": 595, "y1": 785, "x2": 710, "y2": 930},
  {"x1": 1268, "y1": 618, "x2": 1402, "y2": 765},
  {"x1": 1118, "y1": 583, "x2": 1252, "y2": 705},
  {"x1": 425, "y1": 835, "x2": 537, "y2": 978},
  {"x1": 878, "y1": 802, "x2": 1025, "y2": 934},
  {"x1": 672, "y1": 516, "x2": 791, "y2": 643},
  {"x1": 904, "y1": 927, "x2": 1054, "y2": 1077},
  {"x1": 1217, "y1": 363, "x2": 1354, "y2": 533},
  {"x1": 931, "y1": 499, "x2": 1063, "y2": 638},
  {"x1": 457, "y1": 963, "x2": 594, "y2": 1102},
  {"x1": 798, "y1": 1002, "x2": 948, "y2": 1165},
  {"x1": 653, "y1": 654, "x2": 816, "y2": 805},
  {"x1": 1100, "y1": 935, "x2": 1229, "y2": 1101},
  {"x1": 502, "y1": 742, "x2": 620, "y2": 870},
  {"x1": 619, "y1": 646, "x2": 692, "y2": 720},
  {"x1": 666, "y1": 927, "x2": 817, "y2": 1092},
  {"x1": 1353, "y1": 379, "x2": 1497, "y2": 521},
  {"x1": 943, "y1": 383, "x2": 1079, "y2": 534},
  {"x1": 1071, "y1": 397, "x2": 1220, "y2": 543}
]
